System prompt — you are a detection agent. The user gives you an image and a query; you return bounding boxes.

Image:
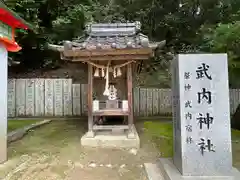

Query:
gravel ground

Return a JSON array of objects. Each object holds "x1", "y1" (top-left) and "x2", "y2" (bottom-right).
[
  {"x1": 0, "y1": 120, "x2": 160, "y2": 180},
  {"x1": 1, "y1": 119, "x2": 239, "y2": 180}
]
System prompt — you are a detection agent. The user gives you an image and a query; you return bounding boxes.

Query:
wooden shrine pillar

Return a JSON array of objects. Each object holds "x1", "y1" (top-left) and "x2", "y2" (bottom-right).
[
  {"x1": 87, "y1": 64, "x2": 94, "y2": 137},
  {"x1": 127, "y1": 63, "x2": 135, "y2": 138}
]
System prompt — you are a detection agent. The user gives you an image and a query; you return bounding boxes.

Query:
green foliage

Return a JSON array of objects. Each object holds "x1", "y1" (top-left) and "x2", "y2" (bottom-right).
[
  {"x1": 204, "y1": 22, "x2": 240, "y2": 63},
  {"x1": 200, "y1": 21, "x2": 240, "y2": 87},
  {"x1": 4, "y1": 0, "x2": 240, "y2": 86},
  {"x1": 5, "y1": 0, "x2": 94, "y2": 70}
]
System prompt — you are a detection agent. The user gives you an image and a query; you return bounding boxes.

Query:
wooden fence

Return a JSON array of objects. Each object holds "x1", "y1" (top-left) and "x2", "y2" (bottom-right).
[{"x1": 7, "y1": 78, "x2": 240, "y2": 118}]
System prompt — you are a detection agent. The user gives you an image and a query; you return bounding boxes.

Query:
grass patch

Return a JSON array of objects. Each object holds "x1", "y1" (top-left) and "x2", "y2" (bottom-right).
[
  {"x1": 144, "y1": 121, "x2": 173, "y2": 157},
  {"x1": 8, "y1": 119, "x2": 40, "y2": 132},
  {"x1": 144, "y1": 120, "x2": 240, "y2": 158},
  {"x1": 144, "y1": 121, "x2": 173, "y2": 138},
  {"x1": 138, "y1": 116, "x2": 172, "y2": 120},
  {"x1": 232, "y1": 129, "x2": 240, "y2": 141}
]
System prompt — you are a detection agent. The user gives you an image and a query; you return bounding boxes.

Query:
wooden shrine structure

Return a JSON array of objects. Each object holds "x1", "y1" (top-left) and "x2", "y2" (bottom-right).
[{"x1": 49, "y1": 22, "x2": 163, "y2": 143}]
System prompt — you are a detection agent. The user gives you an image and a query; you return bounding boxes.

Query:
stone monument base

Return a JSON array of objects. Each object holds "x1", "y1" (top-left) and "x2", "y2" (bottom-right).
[
  {"x1": 81, "y1": 125, "x2": 140, "y2": 149},
  {"x1": 144, "y1": 158, "x2": 240, "y2": 180}
]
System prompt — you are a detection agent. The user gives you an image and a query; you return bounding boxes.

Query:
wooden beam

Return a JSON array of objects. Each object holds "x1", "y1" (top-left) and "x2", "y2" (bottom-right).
[
  {"x1": 67, "y1": 55, "x2": 151, "y2": 61},
  {"x1": 87, "y1": 64, "x2": 94, "y2": 136},
  {"x1": 63, "y1": 48, "x2": 153, "y2": 57},
  {"x1": 93, "y1": 109, "x2": 129, "y2": 116},
  {"x1": 93, "y1": 125, "x2": 129, "y2": 130}
]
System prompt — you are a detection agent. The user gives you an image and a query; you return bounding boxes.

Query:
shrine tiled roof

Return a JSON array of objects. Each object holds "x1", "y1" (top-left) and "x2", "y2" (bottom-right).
[
  {"x1": 48, "y1": 21, "x2": 164, "y2": 56},
  {"x1": 70, "y1": 21, "x2": 151, "y2": 50},
  {"x1": 85, "y1": 22, "x2": 141, "y2": 36}
]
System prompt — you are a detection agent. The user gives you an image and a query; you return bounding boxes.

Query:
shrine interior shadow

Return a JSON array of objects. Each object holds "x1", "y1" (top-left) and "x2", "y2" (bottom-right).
[
  {"x1": 105, "y1": 116, "x2": 125, "y2": 125},
  {"x1": 94, "y1": 116, "x2": 127, "y2": 125}
]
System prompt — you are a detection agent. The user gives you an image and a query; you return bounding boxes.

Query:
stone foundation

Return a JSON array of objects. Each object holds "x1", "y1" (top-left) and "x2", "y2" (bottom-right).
[
  {"x1": 81, "y1": 125, "x2": 140, "y2": 149},
  {"x1": 144, "y1": 158, "x2": 240, "y2": 180}
]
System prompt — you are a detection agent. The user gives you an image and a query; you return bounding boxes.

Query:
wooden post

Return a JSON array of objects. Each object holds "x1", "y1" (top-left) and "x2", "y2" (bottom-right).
[
  {"x1": 127, "y1": 63, "x2": 135, "y2": 138},
  {"x1": 87, "y1": 64, "x2": 94, "y2": 137}
]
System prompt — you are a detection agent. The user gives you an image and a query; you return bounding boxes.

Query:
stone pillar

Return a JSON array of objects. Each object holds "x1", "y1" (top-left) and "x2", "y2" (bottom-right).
[
  {"x1": 0, "y1": 43, "x2": 8, "y2": 163},
  {"x1": 162, "y1": 54, "x2": 235, "y2": 179}
]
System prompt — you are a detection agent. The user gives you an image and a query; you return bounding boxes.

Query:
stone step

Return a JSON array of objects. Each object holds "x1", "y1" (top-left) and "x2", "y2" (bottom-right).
[{"x1": 144, "y1": 163, "x2": 164, "y2": 180}]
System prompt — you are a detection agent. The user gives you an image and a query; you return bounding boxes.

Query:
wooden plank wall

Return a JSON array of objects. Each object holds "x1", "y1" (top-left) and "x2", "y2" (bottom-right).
[
  {"x1": 8, "y1": 79, "x2": 84, "y2": 117},
  {"x1": 7, "y1": 79, "x2": 240, "y2": 117}
]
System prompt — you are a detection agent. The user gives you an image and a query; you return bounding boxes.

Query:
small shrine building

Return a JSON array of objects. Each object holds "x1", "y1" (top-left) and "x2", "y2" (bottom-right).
[{"x1": 50, "y1": 22, "x2": 164, "y2": 147}]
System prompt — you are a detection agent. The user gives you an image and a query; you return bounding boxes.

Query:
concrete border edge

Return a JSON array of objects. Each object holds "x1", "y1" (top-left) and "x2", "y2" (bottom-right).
[{"x1": 7, "y1": 119, "x2": 52, "y2": 143}]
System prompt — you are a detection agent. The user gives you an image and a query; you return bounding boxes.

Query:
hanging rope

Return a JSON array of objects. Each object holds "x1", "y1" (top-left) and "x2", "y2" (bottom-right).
[
  {"x1": 103, "y1": 60, "x2": 111, "y2": 96},
  {"x1": 74, "y1": 59, "x2": 135, "y2": 96},
  {"x1": 76, "y1": 59, "x2": 135, "y2": 70},
  {"x1": 112, "y1": 60, "x2": 135, "y2": 69}
]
